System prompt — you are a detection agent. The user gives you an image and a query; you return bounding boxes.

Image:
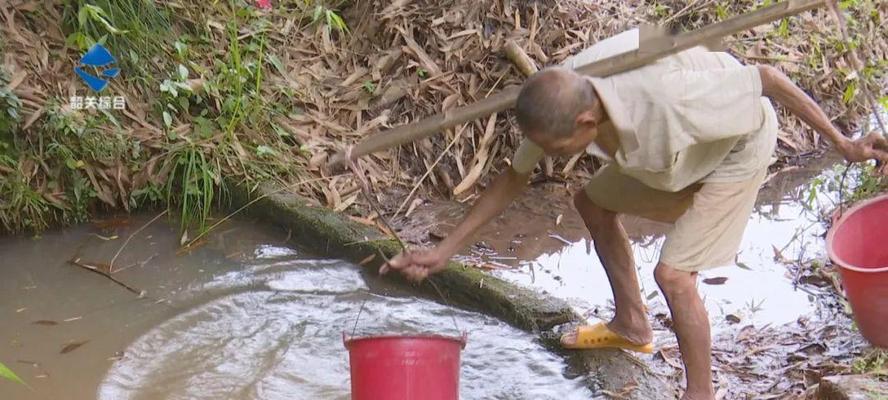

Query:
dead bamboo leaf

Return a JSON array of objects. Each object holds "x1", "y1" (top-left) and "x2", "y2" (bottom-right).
[
  {"x1": 21, "y1": 105, "x2": 44, "y2": 130},
  {"x1": 60, "y1": 340, "x2": 89, "y2": 354},
  {"x1": 453, "y1": 113, "x2": 498, "y2": 195},
  {"x1": 703, "y1": 277, "x2": 728, "y2": 285}
]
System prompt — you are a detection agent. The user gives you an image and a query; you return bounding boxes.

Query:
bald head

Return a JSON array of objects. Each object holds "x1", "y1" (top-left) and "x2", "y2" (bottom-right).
[{"x1": 515, "y1": 67, "x2": 599, "y2": 139}]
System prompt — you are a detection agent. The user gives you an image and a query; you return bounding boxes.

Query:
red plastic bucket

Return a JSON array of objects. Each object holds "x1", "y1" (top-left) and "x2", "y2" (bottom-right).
[
  {"x1": 826, "y1": 193, "x2": 888, "y2": 348},
  {"x1": 343, "y1": 333, "x2": 467, "y2": 400}
]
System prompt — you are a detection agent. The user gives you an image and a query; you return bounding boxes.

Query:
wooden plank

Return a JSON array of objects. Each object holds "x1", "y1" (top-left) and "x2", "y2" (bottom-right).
[{"x1": 332, "y1": 0, "x2": 826, "y2": 165}]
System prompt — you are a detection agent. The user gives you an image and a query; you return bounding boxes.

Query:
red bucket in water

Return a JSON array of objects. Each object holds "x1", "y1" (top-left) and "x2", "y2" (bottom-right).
[
  {"x1": 826, "y1": 193, "x2": 888, "y2": 348},
  {"x1": 343, "y1": 333, "x2": 467, "y2": 400}
]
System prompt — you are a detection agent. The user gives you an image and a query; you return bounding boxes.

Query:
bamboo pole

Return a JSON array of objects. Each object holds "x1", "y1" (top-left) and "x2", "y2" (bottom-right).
[
  {"x1": 331, "y1": 0, "x2": 826, "y2": 165},
  {"x1": 504, "y1": 39, "x2": 539, "y2": 76}
]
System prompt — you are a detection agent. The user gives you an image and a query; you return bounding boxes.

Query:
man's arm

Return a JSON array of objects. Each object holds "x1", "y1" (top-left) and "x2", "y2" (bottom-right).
[
  {"x1": 380, "y1": 167, "x2": 531, "y2": 281},
  {"x1": 437, "y1": 168, "x2": 530, "y2": 256},
  {"x1": 757, "y1": 65, "x2": 888, "y2": 165}
]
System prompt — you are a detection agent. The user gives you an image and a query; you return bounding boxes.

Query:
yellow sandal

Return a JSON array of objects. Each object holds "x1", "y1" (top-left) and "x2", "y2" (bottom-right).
[{"x1": 560, "y1": 322, "x2": 654, "y2": 353}]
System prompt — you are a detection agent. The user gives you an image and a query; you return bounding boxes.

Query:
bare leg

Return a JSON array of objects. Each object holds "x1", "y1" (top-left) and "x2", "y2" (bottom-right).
[
  {"x1": 565, "y1": 191, "x2": 652, "y2": 345},
  {"x1": 654, "y1": 262, "x2": 714, "y2": 400}
]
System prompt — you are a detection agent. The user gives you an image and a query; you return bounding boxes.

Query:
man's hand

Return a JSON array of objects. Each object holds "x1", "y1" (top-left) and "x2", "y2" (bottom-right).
[
  {"x1": 758, "y1": 65, "x2": 888, "y2": 174},
  {"x1": 377, "y1": 168, "x2": 530, "y2": 283},
  {"x1": 380, "y1": 248, "x2": 448, "y2": 282},
  {"x1": 838, "y1": 132, "x2": 888, "y2": 174}
]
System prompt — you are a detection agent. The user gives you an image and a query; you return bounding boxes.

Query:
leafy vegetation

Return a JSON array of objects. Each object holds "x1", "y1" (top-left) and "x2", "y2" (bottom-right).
[
  {"x1": 62, "y1": 0, "x2": 172, "y2": 77},
  {"x1": 852, "y1": 349, "x2": 887, "y2": 375},
  {"x1": 165, "y1": 143, "x2": 222, "y2": 236},
  {"x1": 805, "y1": 161, "x2": 887, "y2": 213},
  {"x1": 312, "y1": 5, "x2": 349, "y2": 33},
  {"x1": 0, "y1": 361, "x2": 25, "y2": 386},
  {"x1": 0, "y1": 0, "x2": 884, "y2": 238},
  {"x1": 1, "y1": 1, "x2": 316, "y2": 235},
  {"x1": 0, "y1": 70, "x2": 21, "y2": 158}
]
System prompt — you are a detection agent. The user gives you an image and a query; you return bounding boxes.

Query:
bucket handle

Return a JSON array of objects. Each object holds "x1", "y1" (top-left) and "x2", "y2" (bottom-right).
[
  {"x1": 349, "y1": 281, "x2": 463, "y2": 339},
  {"x1": 350, "y1": 298, "x2": 369, "y2": 338}
]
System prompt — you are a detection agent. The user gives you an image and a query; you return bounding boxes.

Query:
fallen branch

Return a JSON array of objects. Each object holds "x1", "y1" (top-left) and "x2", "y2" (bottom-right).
[
  {"x1": 68, "y1": 258, "x2": 144, "y2": 296},
  {"x1": 331, "y1": 0, "x2": 827, "y2": 165}
]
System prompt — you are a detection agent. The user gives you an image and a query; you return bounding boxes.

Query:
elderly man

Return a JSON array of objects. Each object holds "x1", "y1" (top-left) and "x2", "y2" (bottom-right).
[{"x1": 382, "y1": 29, "x2": 888, "y2": 399}]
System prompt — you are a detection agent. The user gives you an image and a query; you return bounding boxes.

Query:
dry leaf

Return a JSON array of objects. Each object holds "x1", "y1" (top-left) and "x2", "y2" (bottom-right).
[
  {"x1": 60, "y1": 340, "x2": 89, "y2": 354},
  {"x1": 703, "y1": 277, "x2": 728, "y2": 285}
]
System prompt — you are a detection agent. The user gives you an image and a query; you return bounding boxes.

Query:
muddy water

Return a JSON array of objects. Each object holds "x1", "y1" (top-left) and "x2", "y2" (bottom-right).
[
  {"x1": 426, "y1": 155, "x2": 847, "y2": 335},
  {"x1": 0, "y1": 216, "x2": 593, "y2": 399}
]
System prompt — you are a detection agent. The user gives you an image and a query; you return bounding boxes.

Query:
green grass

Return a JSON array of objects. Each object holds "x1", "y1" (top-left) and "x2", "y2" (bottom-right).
[
  {"x1": 852, "y1": 349, "x2": 887, "y2": 375},
  {"x1": 805, "y1": 162, "x2": 886, "y2": 212},
  {"x1": 2, "y1": 1, "x2": 326, "y2": 236},
  {"x1": 0, "y1": 70, "x2": 21, "y2": 158},
  {"x1": 152, "y1": 17, "x2": 274, "y2": 234},
  {"x1": 0, "y1": 100, "x2": 134, "y2": 232},
  {"x1": 62, "y1": 0, "x2": 173, "y2": 83},
  {"x1": 0, "y1": 156, "x2": 56, "y2": 232},
  {"x1": 312, "y1": 5, "x2": 349, "y2": 32},
  {"x1": 165, "y1": 143, "x2": 223, "y2": 237},
  {"x1": 0, "y1": 1, "x2": 337, "y2": 237}
]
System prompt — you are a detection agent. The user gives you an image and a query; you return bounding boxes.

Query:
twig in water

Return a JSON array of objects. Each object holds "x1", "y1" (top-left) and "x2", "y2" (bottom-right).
[
  {"x1": 548, "y1": 233, "x2": 573, "y2": 246},
  {"x1": 111, "y1": 254, "x2": 158, "y2": 274},
  {"x1": 68, "y1": 258, "x2": 144, "y2": 296},
  {"x1": 109, "y1": 210, "x2": 168, "y2": 273}
]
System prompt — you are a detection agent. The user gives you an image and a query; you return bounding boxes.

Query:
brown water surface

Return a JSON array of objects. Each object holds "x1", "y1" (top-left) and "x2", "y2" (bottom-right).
[{"x1": 0, "y1": 216, "x2": 594, "y2": 399}]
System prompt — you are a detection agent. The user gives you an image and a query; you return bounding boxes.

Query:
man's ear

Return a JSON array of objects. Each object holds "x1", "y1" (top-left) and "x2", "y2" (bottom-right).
[
  {"x1": 575, "y1": 101, "x2": 603, "y2": 127},
  {"x1": 575, "y1": 93, "x2": 605, "y2": 127}
]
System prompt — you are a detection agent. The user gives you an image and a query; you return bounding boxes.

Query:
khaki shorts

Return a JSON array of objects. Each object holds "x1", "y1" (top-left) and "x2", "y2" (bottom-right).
[{"x1": 583, "y1": 165, "x2": 766, "y2": 272}]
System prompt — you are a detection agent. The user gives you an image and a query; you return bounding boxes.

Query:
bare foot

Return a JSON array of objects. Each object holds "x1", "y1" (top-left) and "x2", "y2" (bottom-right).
[{"x1": 607, "y1": 318, "x2": 653, "y2": 345}]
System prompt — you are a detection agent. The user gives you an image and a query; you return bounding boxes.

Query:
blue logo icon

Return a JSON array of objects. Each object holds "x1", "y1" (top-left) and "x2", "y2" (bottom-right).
[{"x1": 74, "y1": 44, "x2": 120, "y2": 92}]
